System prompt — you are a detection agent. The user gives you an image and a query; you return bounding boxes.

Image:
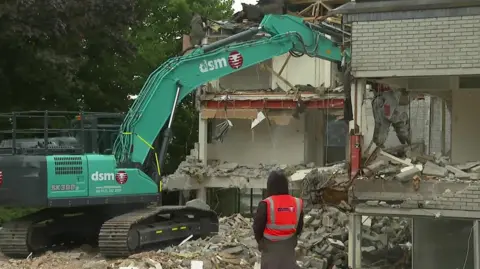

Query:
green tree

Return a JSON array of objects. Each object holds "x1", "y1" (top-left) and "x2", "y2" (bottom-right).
[{"x1": 0, "y1": 0, "x2": 139, "y2": 112}]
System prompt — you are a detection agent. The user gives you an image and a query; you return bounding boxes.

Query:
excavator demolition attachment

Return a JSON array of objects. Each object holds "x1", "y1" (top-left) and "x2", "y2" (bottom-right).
[{"x1": 0, "y1": 14, "x2": 350, "y2": 258}]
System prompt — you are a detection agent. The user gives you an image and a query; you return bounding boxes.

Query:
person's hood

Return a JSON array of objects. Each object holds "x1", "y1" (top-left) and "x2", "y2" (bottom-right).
[{"x1": 266, "y1": 170, "x2": 289, "y2": 196}]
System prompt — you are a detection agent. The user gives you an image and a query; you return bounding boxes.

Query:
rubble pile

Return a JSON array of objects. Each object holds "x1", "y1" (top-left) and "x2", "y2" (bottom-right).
[
  {"x1": 166, "y1": 155, "x2": 327, "y2": 182},
  {"x1": 0, "y1": 205, "x2": 411, "y2": 269},
  {"x1": 363, "y1": 146, "x2": 480, "y2": 183},
  {"x1": 298, "y1": 206, "x2": 411, "y2": 269},
  {"x1": 298, "y1": 163, "x2": 349, "y2": 206},
  {"x1": 0, "y1": 214, "x2": 257, "y2": 269}
]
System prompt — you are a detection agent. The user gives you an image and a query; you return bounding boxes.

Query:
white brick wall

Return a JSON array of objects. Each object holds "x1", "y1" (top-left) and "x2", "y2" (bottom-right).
[
  {"x1": 409, "y1": 98, "x2": 431, "y2": 148},
  {"x1": 352, "y1": 15, "x2": 480, "y2": 75},
  {"x1": 429, "y1": 97, "x2": 451, "y2": 155}
]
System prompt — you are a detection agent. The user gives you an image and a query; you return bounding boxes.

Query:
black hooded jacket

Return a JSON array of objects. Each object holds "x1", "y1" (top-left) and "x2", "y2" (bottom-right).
[{"x1": 252, "y1": 171, "x2": 304, "y2": 243}]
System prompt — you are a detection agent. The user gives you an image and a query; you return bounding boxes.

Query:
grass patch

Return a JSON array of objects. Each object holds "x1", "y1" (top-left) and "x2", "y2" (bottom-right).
[{"x1": 0, "y1": 207, "x2": 38, "y2": 225}]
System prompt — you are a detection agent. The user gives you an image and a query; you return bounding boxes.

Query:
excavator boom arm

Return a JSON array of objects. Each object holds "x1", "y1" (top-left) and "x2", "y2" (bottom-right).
[{"x1": 113, "y1": 14, "x2": 349, "y2": 172}]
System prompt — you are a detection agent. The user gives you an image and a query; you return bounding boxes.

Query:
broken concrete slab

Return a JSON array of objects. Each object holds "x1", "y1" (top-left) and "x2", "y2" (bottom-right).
[
  {"x1": 400, "y1": 164, "x2": 423, "y2": 173},
  {"x1": 379, "y1": 150, "x2": 412, "y2": 166},
  {"x1": 455, "y1": 161, "x2": 480, "y2": 171},
  {"x1": 216, "y1": 162, "x2": 239, "y2": 172},
  {"x1": 363, "y1": 160, "x2": 387, "y2": 176},
  {"x1": 469, "y1": 173, "x2": 480, "y2": 180},
  {"x1": 445, "y1": 165, "x2": 470, "y2": 178},
  {"x1": 361, "y1": 246, "x2": 376, "y2": 253},
  {"x1": 186, "y1": 198, "x2": 211, "y2": 211},
  {"x1": 291, "y1": 168, "x2": 315, "y2": 182},
  {"x1": 471, "y1": 165, "x2": 480, "y2": 173},
  {"x1": 422, "y1": 161, "x2": 448, "y2": 177},
  {"x1": 394, "y1": 167, "x2": 421, "y2": 183},
  {"x1": 365, "y1": 200, "x2": 379, "y2": 206},
  {"x1": 359, "y1": 146, "x2": 480, "y2": 185},
  {"x1": 164, "y1": 156, "x2": 347, "y2": 190}
]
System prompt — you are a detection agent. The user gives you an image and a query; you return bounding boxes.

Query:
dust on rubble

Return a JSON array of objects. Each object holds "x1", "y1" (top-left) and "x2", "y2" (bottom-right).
[
  {"x1": 0, "y1": 215, "x2": 257, "y2": 269},
  {"x1": 0, "y1": 204, "x2": 411, "y2": 269},
  {"x1": 362, "y1": 144, "x2": 480, "y2": 183},
  {"x1": 165, "y1": 154, "x2": 330, "y2": 182}
]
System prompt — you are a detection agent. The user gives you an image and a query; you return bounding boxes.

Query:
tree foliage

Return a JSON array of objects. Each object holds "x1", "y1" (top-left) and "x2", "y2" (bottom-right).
[
  {"x1": 0, "y1": 0, "x2": 137, "y2": 111},
  {"x1": 0, "y1": 0, "x2": 233, "y2": 112}
]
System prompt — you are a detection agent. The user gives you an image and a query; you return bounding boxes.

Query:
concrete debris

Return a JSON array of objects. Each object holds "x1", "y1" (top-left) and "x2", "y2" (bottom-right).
[
  {"x1": 299, "y1": 206, "x2": 411, "y2": 268},
  {"x1": 298, "y1": 163, "x2": 350, "y2": 208},
  {"x1": 455, "y1": 161, "x2": 480, "y2": 171},
  {"x1": 165, "y1": 154, "x2": 348, "y2": 188},
  {"x1": 362, "y1": 160, "x2": 387, "y2": 177},
  {"x1": 422, "y1": 161, "x2": 448, "y2": 177},
  {"x1": 394, "y1": 167, "x2": 421, "y2": 183},
  {"x1": 0, "y1": 204, "x2": 411, "y2": 269},
  {"x1": 445, "y1": 165, "x2": 470, "y2": 179},
  {"x1": 364, "y1": 147, "x2": 480, "y2": 183},
  {"x1": 292, "y1": 163, "x2": 347, "y2": 182},
  {"x1": 186, "y1": 198, "x2": 211, "y2": 211}
]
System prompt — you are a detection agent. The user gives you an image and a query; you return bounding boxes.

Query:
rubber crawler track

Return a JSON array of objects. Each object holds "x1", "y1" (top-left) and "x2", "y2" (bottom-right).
[
  {"x1": 0, "y1": 221, "x2": 31, "y2": 257},
  {"x1": 98, "y1": 207, "x2": 162, "y2": 257},
  {"x1": 98, "y1": 205, "x2": 219, "y2": 258},
  {"x1": 0, "y1": 205, "x2": 218, "y2": 258}
]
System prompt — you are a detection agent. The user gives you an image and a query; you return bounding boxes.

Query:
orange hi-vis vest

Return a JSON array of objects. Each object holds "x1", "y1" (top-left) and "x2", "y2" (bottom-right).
[{"x1": 263, "y1": 194, "x2": 303, "y2": 241}]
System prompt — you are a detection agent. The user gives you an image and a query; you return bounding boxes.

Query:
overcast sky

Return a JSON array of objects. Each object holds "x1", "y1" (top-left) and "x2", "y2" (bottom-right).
[{"x1": 233, "y1": 0, "x2": 257, "y2": 12}]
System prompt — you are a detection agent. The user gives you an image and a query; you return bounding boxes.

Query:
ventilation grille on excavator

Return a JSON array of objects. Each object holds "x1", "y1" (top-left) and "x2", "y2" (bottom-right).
[{"x1": 53, "y1": 156, "x2": 83, "y2": 175}]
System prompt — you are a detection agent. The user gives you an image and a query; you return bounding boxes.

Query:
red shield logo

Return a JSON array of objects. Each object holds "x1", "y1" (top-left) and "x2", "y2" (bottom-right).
[
  {"x1": 228, "y1": 51, "x2": 243, "y2": 69},
  {"x1": 115, "y1": 171, "x2": 128, "y2": 184}
]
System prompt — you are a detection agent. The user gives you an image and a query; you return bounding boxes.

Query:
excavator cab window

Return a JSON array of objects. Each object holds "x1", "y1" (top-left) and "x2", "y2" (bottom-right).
[
  {"x1": 71, "y1": 113, "x2": 124, "y2": 154},
  {"x1": 0, "y1": 111, "x2": 124, "y2": 155}
]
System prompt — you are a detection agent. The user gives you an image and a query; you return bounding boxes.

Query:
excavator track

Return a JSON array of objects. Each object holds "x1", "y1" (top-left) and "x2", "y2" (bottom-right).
[
  {"x1": 98, "y1": 205, "x2": 219, "y2": 258},
  {"x1": 99, "y1": 207, "x2": 159, "y2": 257},
  {"x1": 0, "y1": 221, "x2": 32, "y2": 257},
  {"x1": 0, "y1": 208, "x2": 57, "y2": 257},
  {"x1": 0, "y1": 207, "x2": 108, "y2": 258}
]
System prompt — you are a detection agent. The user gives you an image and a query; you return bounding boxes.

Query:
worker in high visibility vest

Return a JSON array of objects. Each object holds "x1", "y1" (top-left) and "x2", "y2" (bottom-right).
[{"x1": 253, "y1": 170, "x2": 304, "y2": 269}]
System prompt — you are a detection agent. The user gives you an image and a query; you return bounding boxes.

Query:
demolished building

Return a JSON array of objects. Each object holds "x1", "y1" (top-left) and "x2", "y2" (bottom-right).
[
  {"x1": 164, "y1": 0, "x2": 480, "y2": 268},
  {"x1": 4, "y1": 1, "x2": 478, "y2": 268},
  {"x1": 168, "y1": 0, "x2": 351, "y2": 216},
  {"x1": 332, "y1": 0, "x2": 480, "y2": 269}
]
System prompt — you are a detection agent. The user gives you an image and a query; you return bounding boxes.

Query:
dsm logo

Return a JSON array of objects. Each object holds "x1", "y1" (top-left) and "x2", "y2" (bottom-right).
[
  {"x1": 91, "y1": 171, "x2": 128, "y2": 184},
  {"x1": 91, "y1": 171, "x2": 115, "y2": 181}
]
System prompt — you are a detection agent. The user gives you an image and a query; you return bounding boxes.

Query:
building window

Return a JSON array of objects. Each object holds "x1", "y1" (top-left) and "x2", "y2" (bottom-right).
[
  {"x1": 324, "y1": 114, "x2": 348, "y2": 164},
  {"x1": 207, "y1": 119, "x2": 214, "y2": 144}
]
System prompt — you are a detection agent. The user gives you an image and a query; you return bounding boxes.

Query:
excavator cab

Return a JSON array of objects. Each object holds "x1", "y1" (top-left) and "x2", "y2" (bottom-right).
[
  {"x1": 70, "y1": 113, "x2": 124, "y2": 154},
  {"x1": 0, "y1": 111, "x2": 124, "y2": 156}
]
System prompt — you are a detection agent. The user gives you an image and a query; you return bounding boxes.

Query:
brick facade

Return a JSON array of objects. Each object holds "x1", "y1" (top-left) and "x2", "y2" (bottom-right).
[
  {"x1": 403, "y1": 184, "x2": 480, "y2": 211},
  {"x1": 354, "y1": 180, "x2": 480, "y2": 212},
  {"x1": 352, "y1": 15, "x2": 480, "y2": 77}
]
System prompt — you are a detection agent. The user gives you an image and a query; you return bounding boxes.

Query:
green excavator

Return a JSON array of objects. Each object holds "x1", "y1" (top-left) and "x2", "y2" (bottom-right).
[{"x1": 0, "y1": 14, "x2": 350, "y2": 258}]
